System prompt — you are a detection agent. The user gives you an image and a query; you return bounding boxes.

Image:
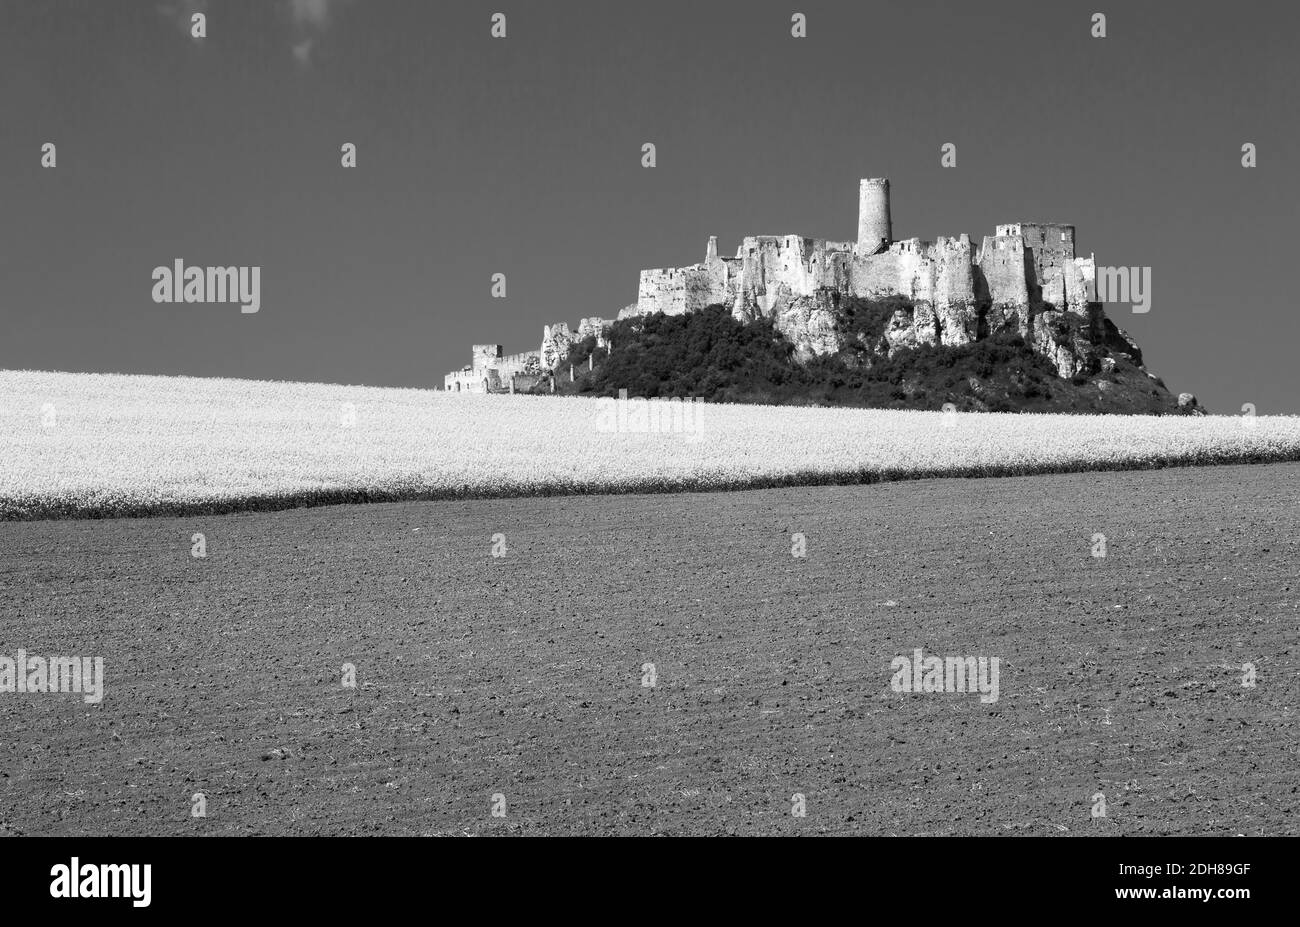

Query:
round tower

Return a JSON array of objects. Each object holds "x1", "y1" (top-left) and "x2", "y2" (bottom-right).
[{"x1": 857, "y1": 178, "x2": 892, "y2": 254}]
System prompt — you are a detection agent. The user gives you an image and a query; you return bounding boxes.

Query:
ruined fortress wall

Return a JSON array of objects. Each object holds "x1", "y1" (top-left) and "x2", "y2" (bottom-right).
[
  {"x1": 801, "y1": 239, "x2": 853, "y2": 291},
  {"x1": 978, "y1": 235, "x2": 1030, "y2": 308},
  {"x1": 932, "y1": 236, "x2": 975, "y2": 304},
  {"x1": 637, "y1": 268, "x2": 689, "y2": 315},
  {"x1": 850, "y1": 248, "x2": 903, "y2": 298},
  {"x1": 686, "y1": 263, "x2": 725, "y2": 311},
  {"x1": 1019, "y1": 223, "x2": 1075, "y2": 274},
  {"x1": 496, "y1": 351, "x2": 539, "y2": 378},
  {"x1": 636, "y1": 233, "x2": 741, "y2": 316},
  {"x1": 731, "y1": 237, "x2": 814, "y2": 319},
  {"x1": 702, "y1": 239, "x2": 732, "y2": 306},
  {"x1": 809, "y1": 246, "x2": 852, "y2": 292},
  {"x1": 931, "y1": 235, "x2": 978, "y2": 344},
  {"x1": 445, "y1": 369, "x2": 490, "y2": 393},
  {"x1": 471, "y1": 344, "x2": 503, "y2": 373},
  {"x1": 637, "y1": 263, "x2": 724, "y2": 315},
  {"x1": 738, "y1": 237, "x2": 816, "y2": 299},
  {"x1": 850, "y1": 239, "x2": 929, "y2": 301},
  {"x1": 720, "y1": 257, "x2": 743, "y2": 309},
  {"x1": 844, "y1": 240, "x2": 948, "y2": 347},
  {"x1": 1063, "y1": 256, "x2": 1096, "y2": 314},
  {"x1": 643, "y1": 236, "x2": 858, "y2": 321},
  {"x1": 1002, "y1": 223, "x2": 1075, "y2": 305}
]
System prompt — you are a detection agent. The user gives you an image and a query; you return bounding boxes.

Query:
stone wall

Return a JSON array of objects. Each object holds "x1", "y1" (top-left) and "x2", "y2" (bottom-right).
[
  {"x1": 471, "y1": 344, "x2": 503, "y2": 372},
  {"x1": 498, "y1": 351, "x2": 540, "y2": 379},
  {"x1": 444, "y1": 368, "x2": 495, "y2": 393},
  {"x1": 445, "y1": 348, "x2": 539, "y2": 392},
  {"x1": 977, "y1": 234, "x2": 1030, "y2": 333},
  {"x1": 636, "y1": 267, "x2": 693, "y2": 316},
  {"x1": 635, "y1": 234, "x2": 735, "y2": 317},
  {"x1": 931, "y1": 235, "x2": 979, "y2": 346}
]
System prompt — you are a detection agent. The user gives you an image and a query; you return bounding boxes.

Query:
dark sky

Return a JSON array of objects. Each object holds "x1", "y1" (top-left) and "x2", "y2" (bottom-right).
[{"x1": 2, "y1": 0, "x2": 1297, "y2": 412}]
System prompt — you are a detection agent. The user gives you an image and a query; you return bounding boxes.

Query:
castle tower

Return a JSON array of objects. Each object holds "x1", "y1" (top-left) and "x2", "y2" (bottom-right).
[{"x1": 857, "y1": 178, "x2": 892, "y2": 254}]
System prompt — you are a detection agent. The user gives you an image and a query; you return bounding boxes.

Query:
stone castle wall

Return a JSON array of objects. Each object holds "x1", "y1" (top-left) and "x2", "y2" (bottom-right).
[
  {"x1": 443, "y1": 316, "x2": 618, "y2": 391},
  {"x1": 977, "y1": 234, "x2": 1030, "y2": 312},
  {"x1": 445, "y1": 343, "x2": 541, "y2": 392}
]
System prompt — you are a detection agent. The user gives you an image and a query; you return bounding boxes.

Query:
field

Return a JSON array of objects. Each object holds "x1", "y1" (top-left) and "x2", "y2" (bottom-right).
[
  {"x1": 4, "y1": 369, "x2": 1300, "y2": 519},
  {"x1": 1, "y1": 463, "x2": 1296, "y2": 836},
  {"x1": 2, "y1": 370, "x2": 1296, "y2": 835}
]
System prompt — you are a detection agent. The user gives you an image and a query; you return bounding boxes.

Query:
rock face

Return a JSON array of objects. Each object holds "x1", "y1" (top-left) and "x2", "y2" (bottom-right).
[
  {"x1": 731, "y1": 282, "x2": 1147, "y2": 382},
  {"x1": 540, "y1": 323, "x2": 573, "y2": 370},
  {"x1": 773, "y1": 292, "x2": 844, "y2": 361},
  {"x1": 576, "y1": 316, "x2": 615, "y2": 349},
  {"x1": 625, "y1": 179, "x2": 1152, "y2": 380}
]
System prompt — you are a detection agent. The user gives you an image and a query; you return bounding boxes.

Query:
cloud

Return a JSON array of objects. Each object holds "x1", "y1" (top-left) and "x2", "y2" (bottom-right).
[
  {"x1": 292, "y1": 37, "x2": 315, "y2": 66},
  {"x1": 288, "y1": 0, "x2": 335, "y2": 29},
  {"x1": 284, "y1": 0, "x2": 351, "y2": 66}
]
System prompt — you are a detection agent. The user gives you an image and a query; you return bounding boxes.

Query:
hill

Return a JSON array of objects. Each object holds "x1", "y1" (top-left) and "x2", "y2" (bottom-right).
[{"x1": 557, "y1": 302, "x2": 1195, "y2": 414}]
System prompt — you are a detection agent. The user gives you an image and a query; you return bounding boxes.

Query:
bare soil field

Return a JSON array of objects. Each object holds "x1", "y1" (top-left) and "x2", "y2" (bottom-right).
[{"x1": 1, "y1": 463, "x2": 1296, "y2": 836}]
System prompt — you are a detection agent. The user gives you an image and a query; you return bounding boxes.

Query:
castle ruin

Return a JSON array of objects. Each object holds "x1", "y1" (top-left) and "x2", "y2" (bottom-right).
[
  {"x1": 444, "y1": 317, "x2": 613, "y2": 393},
  {"x1": 626, "y1": 178, "x2": 1108, "y2": 377},
  {"x1": 445, "y1": 178, "x2": 1137, "y2": 389}
]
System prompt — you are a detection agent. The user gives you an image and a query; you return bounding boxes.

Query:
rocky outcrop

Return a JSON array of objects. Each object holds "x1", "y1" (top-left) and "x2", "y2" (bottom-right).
[
  {"x1": 683, "y1": 254, "x2": 1143, "y2": 381},
  {"x1": 576, "y1": 317, "x2": 615, "y2": 349},
  {"x1": 540, "y1": 322, "x2": 574, "y2": 370},
  {"x1": 749, "y1": 285, "x2": 1144, "y2": 382},
  {"x1": 774, "y1": 292, "x2": 844, "y2": 361}
]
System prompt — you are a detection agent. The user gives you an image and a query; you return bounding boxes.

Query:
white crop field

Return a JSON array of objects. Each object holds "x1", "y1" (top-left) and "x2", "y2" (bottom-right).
[{"x1": 3, "y1": 369, "x2": 1299, "y2": 519}]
